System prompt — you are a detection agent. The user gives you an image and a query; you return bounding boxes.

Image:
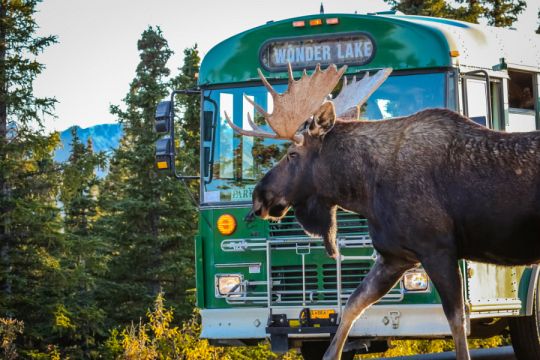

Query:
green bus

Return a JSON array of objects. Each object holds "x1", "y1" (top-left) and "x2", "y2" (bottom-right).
[{"x1": 155, "y1": 11, "x2": 540, "y2": 359}]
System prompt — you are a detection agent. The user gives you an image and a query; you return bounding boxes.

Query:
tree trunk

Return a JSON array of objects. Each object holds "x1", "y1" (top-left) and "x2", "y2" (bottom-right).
[{"x1": 0, "y1": 0, "x2": 12, "y2": 296}]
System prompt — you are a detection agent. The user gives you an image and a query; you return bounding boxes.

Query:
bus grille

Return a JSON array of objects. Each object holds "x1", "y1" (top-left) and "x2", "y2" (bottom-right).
[
  {"x1": 223, "y1": 237, "x2": 404, "y2": 306},
  {"x1": 270, "y1": 263, "x2": 372, "y2": 303},
  {"x1": 269, "y1": 210, "x2": 369, "y2": 238},
  {"x1": 272, "y1": 265, "x2": 318, "y2": 302}
]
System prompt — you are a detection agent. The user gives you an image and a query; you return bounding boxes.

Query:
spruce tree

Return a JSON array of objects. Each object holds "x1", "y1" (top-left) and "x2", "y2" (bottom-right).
[
  {"x1": 481, "y1": 0, "x2": 526, "y2": 27},
  {"x1": 384, "y1": 0, "x2": 483, "y2": 23},
  {"x1": 59, "y1": 129, "x2": 108, "y2": 357},
  {"x1": 171, "y1": 45, "x2": 200, "y2": 175},
  {"x1": 98, "y1": 27, "x2": 196, "y2": 325},
  {"x1": 536, "y1": 9, "x2": 540, "y2": 34},
  {"x1": 384, "y1": 0, "x2": 526, "y2": 27},
  {"x1": 0, "y1": 0, "x2": 68, "y2": 353}
]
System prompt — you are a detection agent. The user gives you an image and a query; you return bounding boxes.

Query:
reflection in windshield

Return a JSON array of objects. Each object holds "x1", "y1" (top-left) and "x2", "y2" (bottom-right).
[
  {"x1": 204, "y1": 84, "x2": 289, "y2": 203},
  {"x1": 360, "y1": 72, "x2": 446, "y2": 119},
  {"x1": 203, "y1": 72, "x2": 447, "y2": 203}
]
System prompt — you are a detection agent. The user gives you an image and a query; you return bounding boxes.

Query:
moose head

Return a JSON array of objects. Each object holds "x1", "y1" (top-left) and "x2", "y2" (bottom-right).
[{"x1": 225, "y1": 64, "x2": 391, "y2": 258}]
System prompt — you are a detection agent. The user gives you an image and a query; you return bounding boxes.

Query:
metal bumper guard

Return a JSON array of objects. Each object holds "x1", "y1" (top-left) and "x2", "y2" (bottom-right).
[{"x1": 200, "y1": 304, "x2": 451, "y2": 339}]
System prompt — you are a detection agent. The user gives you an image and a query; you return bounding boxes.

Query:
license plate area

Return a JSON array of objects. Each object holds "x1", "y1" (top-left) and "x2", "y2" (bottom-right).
[
  {"x1": 310, "y1": 309, "x2": 335, "y2": 320},
  {"x1": 297, "y1": 308, "x2": 338, "y2": 327}
]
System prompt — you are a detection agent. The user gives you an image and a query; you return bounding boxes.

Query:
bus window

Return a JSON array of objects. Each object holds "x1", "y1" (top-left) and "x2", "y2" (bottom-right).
[
  {"x1": 490, "y1": 81, "x2": 504, "y2": 131},
  {"x1": 218, "y1": 93, "x2": 234, "y2": 179},
  {"x1": 359, "y1": 72, "x2": 446, "y2": 119},
  {"x1": 204, "y1": 84, "x2": 289, "y2": 203},
  {"x1": 507, "y1": 70, "x2": 536, "y2": 132},
  {"x1": 464, "y1": 78, "x2": 489, "y2": 127},
  {"x1": 242, "y1": 95, "x2": 255, "y2": 180}
]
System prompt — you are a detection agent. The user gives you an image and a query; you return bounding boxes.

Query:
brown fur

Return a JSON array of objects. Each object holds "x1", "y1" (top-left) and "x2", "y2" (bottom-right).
[{"x1": 249, "y1": 107, "x2": 540, "y2": 359}]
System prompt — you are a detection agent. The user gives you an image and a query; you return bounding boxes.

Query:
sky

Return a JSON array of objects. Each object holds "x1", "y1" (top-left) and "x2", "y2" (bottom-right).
[{"x1": 34, "y1": 0, "x2": 540, "y2": 132}]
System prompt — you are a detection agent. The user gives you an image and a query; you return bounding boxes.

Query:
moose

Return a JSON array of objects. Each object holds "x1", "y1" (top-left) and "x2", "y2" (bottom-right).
[{"x1": 225, "y1": 64, "x2": 540, "y2": 360}]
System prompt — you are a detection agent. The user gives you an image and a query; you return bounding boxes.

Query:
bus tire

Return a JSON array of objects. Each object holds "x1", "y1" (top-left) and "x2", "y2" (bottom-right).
[
  {"x1": 300, "y1": 341, "x2": 355, "y2": 360},
  {"x1": 510, "y1": 283, "x2": 540, "y2": 360}
]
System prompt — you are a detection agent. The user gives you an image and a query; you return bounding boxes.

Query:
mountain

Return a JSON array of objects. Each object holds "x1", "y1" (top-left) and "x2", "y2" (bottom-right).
[{"x1": 55, "y1": 123, "x2": 123, "y2": 176}]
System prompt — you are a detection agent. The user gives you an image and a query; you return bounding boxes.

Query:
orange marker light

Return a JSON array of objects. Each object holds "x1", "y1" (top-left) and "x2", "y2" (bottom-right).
[
  {"x1": 309, "y1": 19, "x2": 323, "y2": 26},
  {"x1": 450, "y1": 50, "x2": 460, "y2": 57},
  {"x1": 326, "y1": 18, "x2": 339, "y2": 25},
  {"x1": 217, "y1": 214, "x2": 237, "y2": 236},
  {"x1": 156, "y1": 161, "x2": 169, "y2": 169},
  {"x1": 292, "y1": 20, "x2": 305, "y2": 27}
]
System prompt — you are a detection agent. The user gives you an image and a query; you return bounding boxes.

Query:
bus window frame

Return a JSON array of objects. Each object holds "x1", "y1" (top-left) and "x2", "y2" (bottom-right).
[
  {"x1": 489, "y1": 79, "x2": 505, "y2": 131},
  {"x1": 536, "y1": 73, "x2": 540, "y2": 130},
  {"x1": 462, "y1": 70, "x2": 492, "y2": 128},
  {"x1": 506, "y1": 69, "x2": 540, "y2": 132},
  {"x1": 447, "y1": 69, "x2": 460, "y2": 112}
]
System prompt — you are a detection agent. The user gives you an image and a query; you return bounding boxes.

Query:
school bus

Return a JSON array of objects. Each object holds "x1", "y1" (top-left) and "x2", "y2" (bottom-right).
[{"x1": 155, "y1": 11, "x2": 540, "y2": 360}]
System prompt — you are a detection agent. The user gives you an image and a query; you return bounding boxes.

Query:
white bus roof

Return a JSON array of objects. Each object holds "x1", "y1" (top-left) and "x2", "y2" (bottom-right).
[{"x1": 386, "y1": 15, "x2": 540, "y2": 72}]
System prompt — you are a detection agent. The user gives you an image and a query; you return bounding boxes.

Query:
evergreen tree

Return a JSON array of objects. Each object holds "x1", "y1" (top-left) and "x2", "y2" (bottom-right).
[
  {"x1": 481, "y1": 0, "x2": 526, "y2": 27},
  {"x1": 384, "y1": 0, "x2": 483, "y2": 23},
  {"x1": 537, "y1": 9, "x2": 540, "y2": 34},
  {"x1": 384, "y1": 0, "x2": 526, "y2": 27},
  {"x1": 98, "y1": 27, "x2": 197, "y2": 326},
  {"x1": 58, "y1": 129, "x2": 108, "y2": 357},
  {"x1": 171, "y1": 45, "x2": 200, "y2": 175},
  {"x1": 451, "y1": 0, "x2": 485, "y2": 23},
  {"x1": 0, "y1": 0, "x2": 68, "y2": 354}
]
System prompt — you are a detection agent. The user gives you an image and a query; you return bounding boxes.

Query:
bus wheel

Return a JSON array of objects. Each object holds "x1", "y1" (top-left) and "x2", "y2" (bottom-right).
[
  {"x1": 510, "y1": 282, "x2": 540, "y2": 360},
  {"x1": 300, "y1": 341, "x2": 355, "y2": 360}
]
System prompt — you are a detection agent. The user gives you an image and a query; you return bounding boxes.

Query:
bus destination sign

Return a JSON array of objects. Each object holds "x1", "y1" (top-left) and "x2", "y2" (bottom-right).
[{"x1": 259, "y1": 33, "x2": 375, "y2": 72}]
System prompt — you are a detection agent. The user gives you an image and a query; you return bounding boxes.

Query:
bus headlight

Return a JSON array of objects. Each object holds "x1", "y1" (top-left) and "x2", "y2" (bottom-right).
[
  {"x1": 403, "y1": 270, "x2": 429, "y2": 291},
  {"x1": 216, "y1": 274, "x2": 243, "y2": 297}
]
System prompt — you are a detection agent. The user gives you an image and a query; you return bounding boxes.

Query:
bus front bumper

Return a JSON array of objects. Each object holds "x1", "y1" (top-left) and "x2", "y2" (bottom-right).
[{"x1": 200, "y1": 304, "x2": 452, "y2": 340}]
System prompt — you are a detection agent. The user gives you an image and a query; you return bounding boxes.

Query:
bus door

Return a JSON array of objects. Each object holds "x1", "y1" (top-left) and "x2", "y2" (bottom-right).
[
  {"x1": 461, "y1": 72, "x2": 506, "y2": 131},
  {"x1": 460, "y1": 71, "x2": 527, "y2": 317},
  {"x1": 462, "y1": 71, "x2": 492, "y2": 128}
]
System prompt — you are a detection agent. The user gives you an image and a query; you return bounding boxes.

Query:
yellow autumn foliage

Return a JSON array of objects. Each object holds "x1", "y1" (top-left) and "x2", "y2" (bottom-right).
[{"x1": 110, "y1": 293, "x2": 509, "y2": 359}]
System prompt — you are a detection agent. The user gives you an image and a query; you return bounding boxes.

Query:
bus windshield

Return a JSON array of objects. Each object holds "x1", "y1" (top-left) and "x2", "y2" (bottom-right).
[{"x1": 202, "y1": 71, "x2": 448, "y2": 203}]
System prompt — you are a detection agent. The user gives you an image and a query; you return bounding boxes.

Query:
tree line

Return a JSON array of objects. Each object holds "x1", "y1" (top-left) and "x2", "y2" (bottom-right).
[
  {"x1": 1, "y1": 0, "x2": 200, "y2": 357},
  {"x1": 0, "y1": 0, "x2": 538, "y2": 358}
]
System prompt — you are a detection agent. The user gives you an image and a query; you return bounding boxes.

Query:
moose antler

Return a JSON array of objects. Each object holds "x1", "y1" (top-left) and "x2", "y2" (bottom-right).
[
  {"x1": 224, "y1": 63, "x2": 347, "y2": 144},
  {"x1": 333, "y1": 68, "x2": 393, "y2": 119}
]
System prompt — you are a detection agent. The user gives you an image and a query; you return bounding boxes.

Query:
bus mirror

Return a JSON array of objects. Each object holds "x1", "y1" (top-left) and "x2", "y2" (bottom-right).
[
  {"x1": 203, "y1": 110, "x2": 213, "y2": 142},
  {"x1": 203, "y1": 147, "x2": 210, "y2": 177},
  {"x1": 155, "y1": 136, "x2": 173, "y2": 170},
  {"x1": 155, "y1": 101, "x2": 172, "y2": 133}
]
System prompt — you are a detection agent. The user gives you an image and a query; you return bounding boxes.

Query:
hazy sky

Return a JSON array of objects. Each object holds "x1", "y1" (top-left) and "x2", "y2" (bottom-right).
[{"x1": 34, "y1": 0, "x2": 540, "y2": 132}]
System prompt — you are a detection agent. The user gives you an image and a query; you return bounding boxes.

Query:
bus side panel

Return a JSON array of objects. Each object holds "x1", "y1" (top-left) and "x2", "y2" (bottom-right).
[
  {"x1": 466, "y1": 261, "x2": 525, "y2": 316},
  {"x1": 197, "y1": 209, "x2": 215, "y2": 308},
  {"x1": 195, "y1": 234, "x2": 205, "y2": 308}
]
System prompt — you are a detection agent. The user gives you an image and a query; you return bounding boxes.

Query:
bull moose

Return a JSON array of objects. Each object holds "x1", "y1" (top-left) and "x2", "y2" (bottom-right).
[{"x1": 225, "y1": 64, "x2": 540, "y2": 360}]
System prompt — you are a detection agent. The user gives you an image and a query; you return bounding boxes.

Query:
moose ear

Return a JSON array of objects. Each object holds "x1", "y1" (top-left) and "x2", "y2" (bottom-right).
[{"x1": 309, "y1": 102, "x2": 336, "y2": 137}]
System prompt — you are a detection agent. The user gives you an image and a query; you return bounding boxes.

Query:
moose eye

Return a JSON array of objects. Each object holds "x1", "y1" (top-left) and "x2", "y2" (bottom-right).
[{"x1": 288, "y1": 152, "x2": 298, "y2": 160}]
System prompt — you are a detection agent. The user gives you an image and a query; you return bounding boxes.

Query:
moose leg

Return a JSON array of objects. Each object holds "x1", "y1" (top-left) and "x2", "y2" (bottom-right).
[
  {"x1": 421, "y1": 253, "x2": 471, "y2": 360},
  {"x1": 323, "y1": 255, "x2": 413, "y2": 360}
]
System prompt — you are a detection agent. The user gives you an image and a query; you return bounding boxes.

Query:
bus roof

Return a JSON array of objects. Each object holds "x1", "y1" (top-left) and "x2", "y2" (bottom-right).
[
  {"x1": 198, "y1": 13, "x2": 540, "y2": 86},
  {"x1": 390, "y1": 15, "x2": 540, "y2": 73}
]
